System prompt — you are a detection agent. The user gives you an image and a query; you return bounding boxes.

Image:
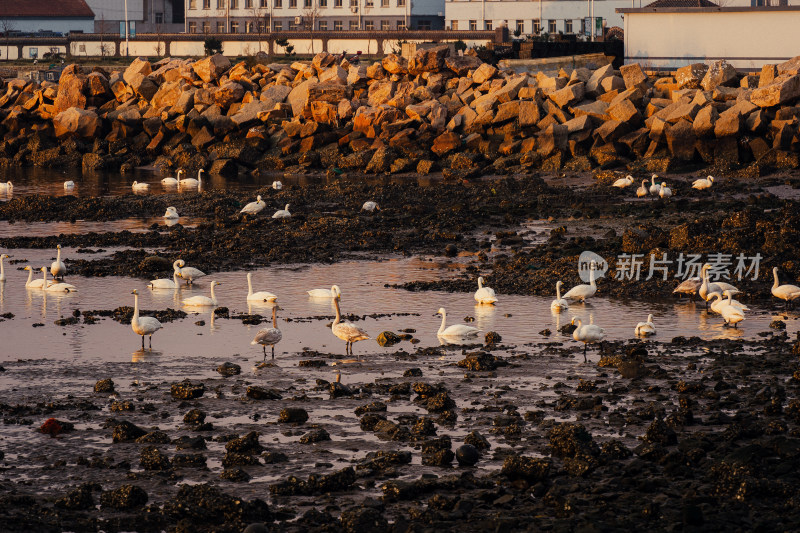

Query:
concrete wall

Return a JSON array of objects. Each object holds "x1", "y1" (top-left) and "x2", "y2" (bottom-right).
[
  {"x1": 622, "y1": 9, "x2": 800, "y2": 70},
  {"x1": 1, "y1": 18, "x2": 94, "y2": 35}
]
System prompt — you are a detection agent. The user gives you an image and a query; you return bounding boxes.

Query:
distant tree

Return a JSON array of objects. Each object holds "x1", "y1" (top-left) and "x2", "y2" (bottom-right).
[
  {"x1": 204, "y1": 36, "x2": 223, "y2": 55},
  {"x1": 0, "y1": 18, "x2": 14, "y2": 62}
]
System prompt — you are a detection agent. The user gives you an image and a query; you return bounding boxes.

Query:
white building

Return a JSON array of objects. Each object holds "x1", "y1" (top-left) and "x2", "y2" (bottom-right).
[
  {"x1": 0, "y1": 0, "x2": 94, "y2": 35},
  {"x1": 85, "y1": 0, "x2": 186, "y2": 34},
  {"x1": 184, "y1": 0, "x2": 445, "y2": 33}
]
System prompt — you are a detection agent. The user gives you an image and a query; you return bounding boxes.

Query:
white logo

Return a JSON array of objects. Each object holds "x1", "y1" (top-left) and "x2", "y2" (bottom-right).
[{"x1": 578, "y1": 251, "x2": 608, "y2": 282}]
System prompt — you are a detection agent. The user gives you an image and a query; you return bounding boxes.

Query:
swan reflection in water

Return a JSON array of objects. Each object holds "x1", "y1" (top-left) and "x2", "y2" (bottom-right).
[{"x1": 132, "y1": 348, "x2": 163, "y2": 363}]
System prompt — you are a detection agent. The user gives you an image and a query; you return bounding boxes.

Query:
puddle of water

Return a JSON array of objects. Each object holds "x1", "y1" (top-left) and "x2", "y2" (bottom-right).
[
  {"x1": 0, "y1": 217, "x2": 207, "y2": 238},
  {"x1": 0, "y1": 255, "x2": 795, "y2": 366}
]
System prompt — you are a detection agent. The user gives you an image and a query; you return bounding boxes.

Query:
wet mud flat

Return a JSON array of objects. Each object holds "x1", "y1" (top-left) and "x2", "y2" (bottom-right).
[{"x1": 1, "y1": 332, "x2": 800, "y2": 532}]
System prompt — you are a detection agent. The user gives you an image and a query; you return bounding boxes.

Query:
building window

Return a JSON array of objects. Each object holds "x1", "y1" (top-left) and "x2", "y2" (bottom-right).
[
  {"x1": 274, "y1": 0, "x2": 281, "y2": 6},
  {"x1": 381, "y1": 0, "x2": 389, "y2": 6},
  {"x1": 516, "y1": 19, "x2": 523, "y2": 34},
  {"x1": 258, "y1": 20, "x2": 266, "y2": 32},
  {"x1": 365, "y1": 0, "x2": 373, "y2": 6},
  {"x1": 155, "y1": 12, "x2": 163, "y2": 23},
  {"x1": 273, "y1": 20, "x2": 282, "y2": 30},
  {"x1": 217, "y1": 21, "x2": 226, "y2": 32},
  {"x1": 319, "y1": 20, "x2": 327, "y2": 30},
  {"x1": 231, "y1": 21, "x2": 239, "y2": 32},
  {"x1": 189, "y1": 0, "x2": 197, "y2": 8},
  {"x1": 350, "y1": 0, "x2": 357, "y2": 6},
  {"x1": 320, "y1": 0, "x2": 327, "y2": 6},
  {"x1": 203, "y1": 0, "x2": 210, "y2": 8},
  {"x1": 203, "y1": 20, "x2": 211, "y2": 31},
  {"x1": 288, "y1": 20, "x2": 298, "y2": 30},
  {"x1": 246, "y1": 0, "x2": 253, "y2": 6},
  {"x1": 548, "y1": 19, "x2": 556, "y2": 33},
  {"x1": 484, "y1": 20, "x2": 492, "y2": 30},
  {"x1": 418, "y1": 20, "x2": 431, "y2": 30},
  {"x1": 217, "y1": 0, "x2": 225, "y2": 8},
  {"x1": 381, "y1": 19, "x2": 389, "y2": 30},
  {"x1": 189, "y1": 21, "x2": 197, "y2": 32},
  {"x1": 349, "y1": 20, "x2": 358, "y2": 30},
  {"x1": 533, "y1": 19, "x2": 540, "y2": 34},
  {"x1": 334, "y1": 20, "x2": 342, "y2": 30},
  {"x1": 335, "y1": 0, "x2": 342, "y2": 6},
  {"x1": 396, "y1": 20, "x2": 405, "y2": 30},
  {"x1": 304, "y1": 0, "x2": 311, "y2": 7},
  {"x1": 565, "y1": 19, "x2": 572, "y2": 33},
  {"x1": 364, "y1": 20, "x2": 374, "y2": 30},
  {"x1": 451, "y1": 20, "x2": 458, "y2": 30},
  {"x1": 231, "y1": 0, "x2": 238, "y2": 8},
  {"x1": 289, "y1": 0, "x2": 296, "y2": 7},
  {"x1": 469, "y1": 19, "x2": 476, "y2": 31},
  {"x1": 261, "y1": 0, "x2": 268, "y2": 5},
  {"x1": 397, "y1": 0, "x2": 405, "y2": 5}
]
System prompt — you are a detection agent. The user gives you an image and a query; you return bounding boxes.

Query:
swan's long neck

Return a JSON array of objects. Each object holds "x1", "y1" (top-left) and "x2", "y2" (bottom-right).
[
  {"x1": 556, "y1": 282, "x2": 561, "y2": 300},
  {"x1": 272, "y1": 306, "x2": 277, "y2": 328},
  {"x1": 478, "y1": 278, "x2": 483, "y2": 289},
  {"x1": 210, "y1": 284, "x2": 216, "y2": 301},
  {"x1": 773, "y1": 269, "x2": 780, "y2": 289},
  {"x1": 333, "y1": 297, "x2": 341, "y2": 326},
  {"x1": 247, "y1": 274, "x2": 253, "y2": 296},
  {"x1": 132, "y1": 293, "x2": 140, "y2": 324},
  {"x1": 173, "y1": 272, "x2": 180, "y2": 285},
  {"x1": 589, "y1": 267, "x2": 596, "y2": 287},
  {"x1": 25, "y1": 269, "x2": 32, "y2": 286},
  {"x1": 726, "y1": 293, "x2": 733, "y2": 305},
  {"x1": 641, "y1": 180, "x2": 646, "y2": 189},
  {"x1": 42, "y1": 269, "x2": 48, "y2": 286},
  {"x1": 574, "y1": 318, "x2": 582, "y2": 329},
  {"x1": 173, "y1": 261, "x2": 181, "y2": 273},
  {"x1": 0, "y1": 257, "x2": 4, "y2": 280},
  {"x1": 284, "y1": 204, "x2": 290, "y2": 211},
  {"x1": 701, "y1": 267, "x2": 709, "y2": 289},
  {"x1": 56, "y1": 247, "x2": 61, "y2": 262},
  {"x1": 438, "y1": 311, "x2": 447, "y2": 336}
]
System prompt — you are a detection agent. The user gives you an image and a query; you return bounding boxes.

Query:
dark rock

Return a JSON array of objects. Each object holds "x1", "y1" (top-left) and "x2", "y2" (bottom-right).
[
  {"x1": 217, "y1": 362, "x2": 242, "y2": 376},
  {"x1": 300, "y1": 428, "x2": 331, "y2": 444},
  {"x1": 112, "y1": 420, "x2": 147, "y2": 443},
  {"x1": 376, "y1": 330, "x2": 402, "y2": 346},
  {"x1": 100, "y1": 484, "x2": 148, "y2": 509},
  {"x1": 220, "y1": 467, "x2": 251, "y2": 482},
  {"x1": 501, "y1": 455, "x2": 551, "y2": 481},
  {"x1": 184, "y1": 408, "x2": 206, "y2": 425},
  {"x1": 246, "y1": 386, "x2": 282, "y2": 400},
  {"x1": 279, "y1": 407, "x2": 309, "y2": 424},
  {"x1": 94, "y1": 378, "x2": 115, "y2": 393},
  {"x1": 140, "y1": 446, "x2": 171, "y2": 471},
  {"x1": 225, "y1": 431, "x2": 264, "y2": 454},
  {"x1": 171, "y1": 379, "x2": 205, "y2": 399},
  {"x1": 455, "y1": 444, "x2": 480, "y2": 466}
]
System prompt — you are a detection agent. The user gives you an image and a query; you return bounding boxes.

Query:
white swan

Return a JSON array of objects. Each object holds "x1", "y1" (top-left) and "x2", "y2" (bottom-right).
[
  {"x1": 148, "y1": 271, "x2": 181, "y2": 290},
  {"x1": 436, "y1": 307, "x2": 481, "y2": 338},
  {"x1": 474, "y1": 276, "x2": 497, "y2": 305},
  {"x1": 634, "y1": 314, "x2": 656, "y2": 336},
  {"x1": 50, "y1": 244, "x2": 66, "y2": 280},
  {"x1": 240, "y1": 195, "x2": 266, "y2": 215},
  {"x1": 771, "y1": 267, "x2": 800, "y2": 304},
  {"x1": 252, "y1": 304, "x2": 282, "y2": 360},
  {"x1": 692, "y1": 175, "x2": 714, "y2": 190},
  {"x1": 659, "y1": 183, "x2": 672, "y2": 199},
  {"x1": 180, "y1": 169, "x2": 203, "y2": 187},
  {"x1": 162, "y1": 170, "x2": 182, "y2": 186},
  {"x1": 24, "y1": 266, "x2": 49, "y2": 288},
  {"x1": 550, "y1": 280, "x2": 569, "y2": 312},
  {"x1": 0, "y1": 253, "x2": 8, "y2": 282},
  {"x1": 571, "y1": 317, "x2": 605, "y2": 360},
  {"x1": 720, "y1": 292, "x2": 745, "y2": 327},
  {"x1": 612, "y1": 175, "x2": 634, "y2": 188},
  {"x1": 183, "y1": 280, "x2": 221, "y2": 307},
  {"x1": 0, "y1": 181, "x2": 12, "y2": 193},
  {"x1": 307, "y1": 284, "x2": 339, "y2": 298},
  {"x1": 709, "y1": 291, "x2": 749, "y2": 314},
  {"x1": 131, "y1": 289, "x2": 163, "y2": 348},
  {"x1": 649, "y1": 174, "x2": 660, "y2": 195},
  {"x1": 635, "y1": 180, "x2": 648, "y2": 198},
  {"x1": 362, "y1": 201, "x2": 379, "y2": 212},
  {"x1": 131, "y1": 181, "x2": 150, "y2": 192},
  {"x1": 332, "y1": 287, "x2": 370, "y2": 355},
  {"x1": 174, "y1": 259, "x2": 206, "y2": 285},
  {"x1": 41, "y1": 267, "x2": 77, "y2": 292},
  {"x1": 63, "y1": 181, "x2": 75, "y2": 190},
  {"x1": 673, "y1": 277, "x2": 701, "y2": 298},
  {"x1": 562, "y1": 262, "x2": 597, "y2": 302},
  {"x1": 163, "y1": 206, "x2": 179, "y2": 219},
  {"x1": 699, "y1": 264, "x2": 740, "y2": 306},
  {"x1": 272, "y1": 180, "x2": 283, "y2": 190},
  {"x1": 272, "y1": 204, "x2": 291, "y2": 219},
  {"x1": 247, "y1": 272, "x2": 278, "y2": 302}
]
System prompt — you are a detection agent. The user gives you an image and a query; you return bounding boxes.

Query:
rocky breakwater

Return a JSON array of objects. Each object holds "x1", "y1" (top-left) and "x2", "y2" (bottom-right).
[{"x1": 0, "y1": 50, "x2": 800, "y2": 176}]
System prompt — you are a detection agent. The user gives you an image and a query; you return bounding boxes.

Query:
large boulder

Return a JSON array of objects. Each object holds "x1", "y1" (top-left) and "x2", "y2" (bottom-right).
[
  {"x1": 472, "y1": 63, "x2": 497, "y2": 84},
  {"x1": 192, "y1": 54, "x2": 231, "y2": 83},
  {"x1": 150, "y1": 80, "x2": 183, "y2": 109},
  {"x1": 381, "y1": 54, "x2": 408, "y2": 75},
  {"x1": 675, "y1": 63, "x2": 708, "y2": 89},
  {"x1": 53, "y1": 107, "x2": 100, "y2": 138},
  {"x1": 123, "y1": 57, "x2": 152, "y2": 85},
  {"x1": 619, "y1": 63, "x2": 648, "y2": 90},
  {"x1": 750, "y1": 74, "x2": 800, "y2": 107},
  {"x1": 445, "y1": 55, "x2": 482, "y2": 76},
  {"x1": 408, "y1": 45, "x2": 450, "y2": 75},
  {"x1": 701, "y1": 60, "x2": 738, "y2": 91},
  {"x1": 86, "y1": 72, "x2": 111, "y2": 97},
  {"x1": 53, "y1": 64, "x2": 87, "y2": 113},
  {"x1": 214, "y1": 81, "x2": 245, "y2": 108}
]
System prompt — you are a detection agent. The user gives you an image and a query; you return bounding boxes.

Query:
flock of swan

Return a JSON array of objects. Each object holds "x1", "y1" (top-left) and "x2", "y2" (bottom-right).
[{"x1": 613, "y1": 173, "x2": 715, "y2": 199}]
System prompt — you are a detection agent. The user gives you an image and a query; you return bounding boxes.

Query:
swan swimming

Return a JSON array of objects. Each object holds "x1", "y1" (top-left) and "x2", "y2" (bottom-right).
[
  {"x1": 636, "y1": 180, "x2": 648, "y2": 198},
  {"x1": 634, "y1": 314, "x2": 656, "y2": 336},
  {"x1": 252, "y1": 305, "x2": 282, "y2": 360},
  {"x1": 474, "y1": 276, "x2": 498, "y2": 305},
  {"x1": 174, "y1": 259, "x2": 206, "y2": 285},
  {"x1": 24, "y1": 266, "x2": 49, "y2": 288},
  {"x1": 272, "y1": 180, "x2": 282, "y2": 190},
  {"x1": 240, "y1": 195, "x2": 266, "y2": 215},
  {"x1": 272, "y1": 204, "x2": 291, "y2": 219},
  {"x1": 41, "y1": 267, "x2": 77, "y2": 292},
  {"x1": 0, "y1": 181, "x2": 12, "y2": 193},
  {"x1": 63, "y1": 181, "x2": 75, "y2": 190},
  {"x1": 362, "y1": 201, "x2": 379, "y2": 212},
  {"x1": 612, "y1": 175, "x2": 634, "y2": 188},
  {"x1": 649, "y1": 174, "x2": 660, "y2": 195},
  {"x1": 550, "y1": 280, "x2": 569, "y2": 312},
  {"x1": 562, "y1": 262, "x2": 597, "y2": 302},
  {"x1": 148, "y1": 271, "x2": 181, "y2": 290},
  {"x1": 183, "y1": 280, "x2": 221, "y2": 307},
  {"x1": 131, "y1": 289, "x2": 162, "y2": 348},
  {"x1": 0, "y1": 253, "x2": 8, "y2": 282},
  {"x1": 659, "y1": 183, "x2": 672, "y2": 199},
  {"x1": 692, "y1": 175, "x2": 714, "y2": 190},
  {"x1": 771, "y1": 267, "x2": 800, "y2": 305},
  {"x1": 571, "y1": 317, "x2": 605, "y2": 361},
  {"x1": 307, "y1": 284, "x2": 339, "y2": 298},
  {"x1": 436, "y1": 307, "x2": 481, "y2": 338},
  {"x1": 180, "y1": 169, "x2": 203, "y2": 187},
  {"x1": 246, "y1": 272, "x2": 278, "y2": 302},
  {"x1": 163, "y1": 206, "x2": 179, "y2": 219},
  {"x1": 50, "y1": 244, "x2": 66, "y2": 280},
  {"x1": 331, "y1": 287, "x2": 370, "y2": 355},
  {"x1": 131, "y1": 181, "x2": 150, "y2": 192},
  {"x1": 162, "y1": 170, "x2": 181, "y2": 186}
]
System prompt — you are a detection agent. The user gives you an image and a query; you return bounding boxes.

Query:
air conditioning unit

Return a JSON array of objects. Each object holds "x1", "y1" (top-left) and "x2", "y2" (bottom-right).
[
  {"x1": 295, "y1": 16, "x2": 303, "y2": 24},
  {"x1": 350, "y1": 6, "x2": 358, "y2": 12},
  {"x1": 437, "y1": 11, "x2": 442, "y2": 16}
]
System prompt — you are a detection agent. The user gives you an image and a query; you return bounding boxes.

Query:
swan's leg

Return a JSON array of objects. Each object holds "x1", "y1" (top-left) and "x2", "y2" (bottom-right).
[
  {"x1": 271, "y1": 345, "x2": 275, "y2": 359},
  {"x1": 141, "y1": 335, "x2": 145, "y2": 348},
  {"x1": 262, "y1": 345, "x2": 267, "y2": 361},
  {"x1": 149, "y1": 335, "x2": 153, "y2": 348}
]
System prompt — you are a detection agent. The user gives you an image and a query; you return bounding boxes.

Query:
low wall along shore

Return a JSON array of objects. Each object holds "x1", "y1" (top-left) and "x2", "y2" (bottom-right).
[{"x1": 1, "y1": 47, "x2": 800, "y2": 179}]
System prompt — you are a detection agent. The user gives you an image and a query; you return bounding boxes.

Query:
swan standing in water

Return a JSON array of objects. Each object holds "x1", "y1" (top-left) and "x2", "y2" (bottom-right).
[
  {"x1": 50, "y1": 244, "x2": 67, "y2": 280},
  {"x1": 162, "y1": 170, "x2": 182, "y2": 186},
  {"x1": 0, "y1": 181, "x2": 12, "y2": 193},
  {"x1": 699, "y1": 264, "x2": 740, "y2": 307},
  {"x1": 612, "y1": 175, "x2": 634, "y2": 188},
  {"x1": 252, "y1": 305, "x2": 283, "y2": 360},
  {"x1": 692, "y1": 175, "x2": 714, "y2": 190},
  {"x1": 0, "y1": 253, "x2": 8, "y2": 282},
  {"x1": 246, "y1": 272, "x2": 278, "y2": 302},
  {"x1": 673, "y1": 277, "x2": 701, "y2": 299},
  {"x1": 649, "y1": 174, "x2": 660, "y2": 195},
  {"x1": 636, "y1": 180, "x2": 648, "y2": 198},
  {"x1": 41, "y1": 268, "x2": 77, "y2": 292},
  {"x1": 131, "y1": 289, "x2": 162, "y2": 348},
  {"x1": 174, "y1": 259, "x2": 206, "y2": 285},
  {"x1": 571, "y1": 317, "x2": 605, "y2": 361},
  {"x1": 474, "y1": 277, "x2": 497, "y2": 305},
  {"x1": 720, "y1": 292, "x2": 745, "y2": 327},
  {"x1": 148, "y1": 271, "x2": 181, "y2": 290},
  {"x1": 272, "y1": 204, "x2": 291, "y2": 219},
  {"x1": 183, "y1": 281, "x2": 221, "y2": 307},
  {"x1": 272, "y1": 180, "x2": 283, "y2": 190},
  {"x1": 562, "y1": 262, "x2": 597, "y2": 302},
  {"x1": 436, "y1": 307, "x2": 481, "y2": 338},
  {"x1": 550, "y1": 281, "x2": 569, "y2": 312},
  {"x1": 180, "y1": 169, "x2": 203, "y2": 187},
  {"x1": 131, "y1": 181, "x2": 150, "y2": 192},
  {"x1": 362, "y1": 201, "x2": 379, "y2": 212},
  {"x1": 634, "y1": 314, "x2": 656, "y2": 336},
  {"x1": 307, "y1": 284, "x2": 339, "y2": 298},
  {"x1": 163, "y1": 206, "x2": 179, "y2": 219},
  {"x1": 708, "y1": 291, "x2": 748, "y2": 314},
  {"x1": 24, "y1": 266, "x2": 49, "y2": 288},
  {"x1": 331, "y1": 287, "x2": 370, "y2": 355},
  {"x1": 771, "y1": 267, "x2": 800, "y2": 306},
  {"x1": 240, "y1": 195, "x2": 266, "y2": 215},
  {"x1": 659, "y1": 183, "x2": 672, "y2": 199},
  {"x1": 63, "y1": 181, "x2": 75, "y2": 190}
]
